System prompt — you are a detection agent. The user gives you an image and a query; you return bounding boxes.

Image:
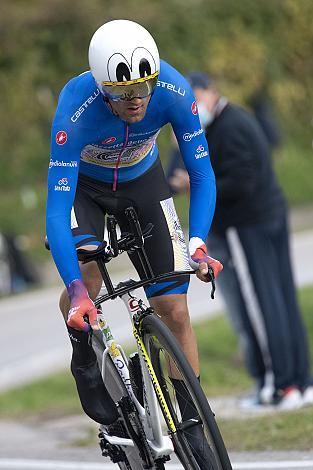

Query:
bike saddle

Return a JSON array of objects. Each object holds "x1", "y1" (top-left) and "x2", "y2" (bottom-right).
[
  {"x1": 45, "y1": 237, "x2": 109, "y2": 262},
  {"x1": 77, "y1": 241, "x2": 108, "y2": 262}
]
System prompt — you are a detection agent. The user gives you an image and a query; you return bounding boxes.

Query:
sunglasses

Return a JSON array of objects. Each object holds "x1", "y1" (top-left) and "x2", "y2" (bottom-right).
[{"x1": 102, "y1": 71, "x2": 159, "y2": 101}]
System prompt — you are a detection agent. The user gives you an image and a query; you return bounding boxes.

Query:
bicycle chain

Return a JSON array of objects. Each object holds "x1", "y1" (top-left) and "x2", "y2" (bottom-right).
[{"x1": 119, "y1": 395, "x2": 155, "y2": 469}]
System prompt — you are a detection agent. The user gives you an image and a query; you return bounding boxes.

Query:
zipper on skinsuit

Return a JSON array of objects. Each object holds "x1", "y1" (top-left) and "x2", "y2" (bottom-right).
[{"x1": 113, "y1": 122, "x2": 129, "y2": 191}]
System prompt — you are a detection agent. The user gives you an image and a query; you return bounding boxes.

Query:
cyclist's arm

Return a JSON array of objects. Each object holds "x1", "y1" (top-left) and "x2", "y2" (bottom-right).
[
  {"x1": 168, "y1": 94, "x2": 216, "y2": 243},
  {"x1": 46, "y1": 87, "x2": 85, "y2": 287}
]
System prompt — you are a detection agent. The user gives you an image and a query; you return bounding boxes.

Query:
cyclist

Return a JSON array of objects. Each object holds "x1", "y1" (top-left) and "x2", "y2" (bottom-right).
[{"x1": 46, "y1": 19, "x2": 222, "y2": 467}]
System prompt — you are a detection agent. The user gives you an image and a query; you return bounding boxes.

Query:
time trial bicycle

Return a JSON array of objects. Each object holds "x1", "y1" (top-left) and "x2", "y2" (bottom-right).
[{"x1": 74, "y1": 206, "x2": 232, "y2": 470}]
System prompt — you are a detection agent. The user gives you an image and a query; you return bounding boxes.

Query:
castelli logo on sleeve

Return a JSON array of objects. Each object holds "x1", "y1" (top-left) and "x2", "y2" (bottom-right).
[
  {"x1": 102, "y1": 136, "x2": 116, "y2": 145},
  {"x1": 191, "y1": 101, "x2": 198, "y2": 115},
  {"x1": 56, "y1": 130, "x2": 68, "y2": 145}
]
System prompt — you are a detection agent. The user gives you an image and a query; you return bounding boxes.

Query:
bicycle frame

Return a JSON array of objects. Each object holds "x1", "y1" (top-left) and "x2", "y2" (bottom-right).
[
  {"x1": 45, "y1": 205, "x2": 227, "y2": 468},
  {"x1": 73, "y1": 206, "x2": 216, "y2": 467},
  {"x1": 96, "y1": 281, "x2": 175, "y2": 460}
]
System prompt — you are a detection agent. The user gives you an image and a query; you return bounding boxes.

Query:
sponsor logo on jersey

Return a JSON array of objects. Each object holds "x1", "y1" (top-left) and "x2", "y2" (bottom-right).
[
  {"x1": 81, "y1": 131, "x2": 160, "y2": 168},
  {"x1": 56, "y1": 130, "x2": 68, "y2": 145},
  {"x1": 102, "y1": 136, "x2": 116, "y2": 144},
  {"x1": 54, "y1": 177, "x2": 71, "y2": 191},
  {"x1": 183, "y1": 128, "x2": 203, "y2": 142},
  {"x1": 195, "y1": 145, "x2": 208, "y2": 160},
  {"x1": 157, "y1": 81, "x2": 186, "y2": 96},
  {"x1": 59, "y1": 177, "x2": 68, "y2": 185},
  {"x1": 49, "y1": 159, "x2": 78, "y2": 169},
  {"x1": 191, "y1": 101, "x2": 198, "y2": 115},
  {"x1": 71, "y1": 89, "x2": 100, "y2": 122}
]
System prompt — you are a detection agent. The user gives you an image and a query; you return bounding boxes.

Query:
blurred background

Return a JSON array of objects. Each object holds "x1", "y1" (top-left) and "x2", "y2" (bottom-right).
[
  {"x1": 1, "y1": 0, "x2": 313, "y2": 461},
  {"x1": 1, "y1": 0, "x2": 313, "y2": 291}
]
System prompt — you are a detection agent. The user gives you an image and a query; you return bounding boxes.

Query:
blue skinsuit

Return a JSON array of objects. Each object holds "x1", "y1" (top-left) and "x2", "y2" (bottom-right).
[{"x1": 46, "y1": 60, "x2": 216, "y2": 287}]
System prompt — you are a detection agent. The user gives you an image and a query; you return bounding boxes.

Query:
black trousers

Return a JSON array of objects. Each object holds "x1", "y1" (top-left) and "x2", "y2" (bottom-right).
[{"x1": 208, "y1": 212, "x2": 311, "y2": 391}]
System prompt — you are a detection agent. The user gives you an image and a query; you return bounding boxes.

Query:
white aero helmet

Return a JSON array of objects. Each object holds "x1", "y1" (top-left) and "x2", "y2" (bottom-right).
[{"x1": 89, "y1": 20, "x2": 160, "y2": 101}]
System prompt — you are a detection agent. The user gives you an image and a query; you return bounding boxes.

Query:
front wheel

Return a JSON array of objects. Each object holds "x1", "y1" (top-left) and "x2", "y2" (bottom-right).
[{"x1": 141, "y1": 314, "x2": 232, "y2": 470}]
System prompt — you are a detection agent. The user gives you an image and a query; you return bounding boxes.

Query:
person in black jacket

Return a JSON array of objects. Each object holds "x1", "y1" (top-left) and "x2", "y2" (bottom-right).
[{"x1": 167, "y1": 72, "x2": 313, "y2": 410}]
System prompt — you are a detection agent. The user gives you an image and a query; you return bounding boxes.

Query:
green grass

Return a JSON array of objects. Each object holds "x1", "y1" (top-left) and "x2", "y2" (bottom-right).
[
  {"x1": 0, "y1": 370, "x2": 81, "y2": 419},
  {"x1": 0, "y1": 285, "x2": 313, "y2": 451},
  {"x1": 194, "y1": 315, "x2": 253, "y2": 396},
  {"x1": 219, "y1": 406, "x2": 313, "y2": 452},
  {"x1": 274, "y1": 142, "x2": 313, "y2": 206}
]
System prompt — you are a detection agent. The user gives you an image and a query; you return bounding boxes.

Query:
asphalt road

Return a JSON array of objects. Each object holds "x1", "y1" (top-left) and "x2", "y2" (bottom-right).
[
  {"x1": 0, "y1": 457, "x2": 313, "y2": 469},
  {"x1": 0, "y1": 415, "x2": 313, "y2": 469}
]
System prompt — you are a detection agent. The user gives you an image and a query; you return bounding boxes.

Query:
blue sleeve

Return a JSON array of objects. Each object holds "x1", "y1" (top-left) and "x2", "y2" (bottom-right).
[
  {"x1": 167, "y1": 84, "x2": 216, "y2": 242},
  {"x1": 46, "y1": 83, "x2": 86, "y2": 287}
]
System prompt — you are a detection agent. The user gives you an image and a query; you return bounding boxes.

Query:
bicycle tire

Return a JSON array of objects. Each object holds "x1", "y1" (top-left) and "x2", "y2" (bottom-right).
[{"x1": 141, "y1": 314, "x2": 233, "y2": 470}]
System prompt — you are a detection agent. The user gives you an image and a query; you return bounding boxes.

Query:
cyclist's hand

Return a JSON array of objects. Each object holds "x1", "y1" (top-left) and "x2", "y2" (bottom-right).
[
  {"x1": 189, "y1": 237, "x2": 223, "y2": 282},
  {"x1": 67, "y1": 279, "x2": 98, "y2": 332}
]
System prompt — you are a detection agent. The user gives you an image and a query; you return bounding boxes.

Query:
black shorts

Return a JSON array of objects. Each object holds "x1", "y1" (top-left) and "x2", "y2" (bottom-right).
[{"x1": 71, "y1": 159, "x2": 190, "y2": 297}]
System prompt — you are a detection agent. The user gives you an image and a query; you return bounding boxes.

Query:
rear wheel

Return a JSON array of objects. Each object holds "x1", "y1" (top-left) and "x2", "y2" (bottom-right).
[{"x1": 141, "y1": 314, "x2": 233, "y2": 470}]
